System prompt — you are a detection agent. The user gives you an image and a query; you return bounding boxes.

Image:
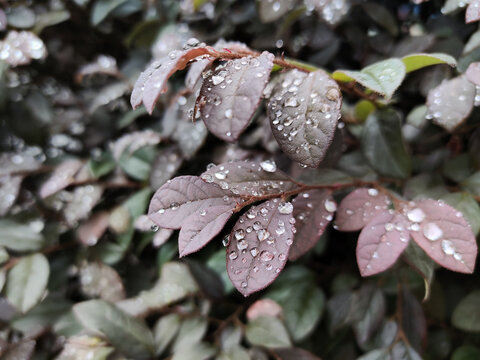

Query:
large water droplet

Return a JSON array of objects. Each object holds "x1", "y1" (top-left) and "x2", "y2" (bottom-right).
[
  {"x1": 423, "y1": 222, "x2": 443, "y2": 241},
  {"x1": 260, "y1": 159, "x2": 277, "y2": 172},
  {"x1": 441, "y1": 240, "x2": 455, "y2": 255},
  {"x1": 384, "y1": 223, "x2": 394, "y2": 232},
  {"x1": 407, "y1": 208, "x2": 425, "y2": 223},
  {"x1": 229, "y1": 251, "x2": 238, "y2": 260},
  {"x1": 237, "y1": 239, "x2": 248, "y2": 250},
  {"x1": 201, "y1": 174, "x2": 213, "y2": 183},
  {"x1": 284, "y1": 97, "x2": 298, "y2": 107},
  {"x1": 170, "y1": 202, "x2": 180, "y2": 210},
  {"x1": 250, "y1": 247, "x2": 259, "y2": 257},
  {"x1": 368, "y1": 188, "x2": 378, "y2": 196},
  {"x1": 212, "y1": 75, "x2": 224, "y2": 85},
  {"x1": 324, "y1": 199, "x2": 337, "y2": 212},
  {"x1": 278, "y1": 201, "x2": 293, "y2": 214},
  {"x1": 234, "y1": 228, "x2": 245, "y2": 240},
  {"x1": 260, "y1": 250, "x2": 274, "y2": 262},
  {"x1": 257, "y1": 229, "x2": 270, "y2": 241},
  {"x1": 215, "y1": 171, "x2": 226, "y2": 180},
  {"x1": 253, "y1": 221, "x2": 262, "y2": 231}
]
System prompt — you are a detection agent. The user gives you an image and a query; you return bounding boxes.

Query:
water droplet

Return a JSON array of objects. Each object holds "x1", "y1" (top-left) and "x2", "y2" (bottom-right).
[
  {"x1": 454, "y1": 252, "x2": 462, "y2": 261},
  {"x1": 157, "y1": 208, "x2": 165, "y2": 214},
  {"x1": 215, "y1": 171, "x2": 227, "y2": 180},
  {"x1": 284, "y1": 97, "x2": 298, "y2": 107},
  {"x1": 257, "y1": 229, "x2": 270, "y2": 241},
  {"x1": 260, "y1": 250, "x2": 274, "y2": 261},
  {"x1": 237, "y1": 239, "x2": 248, "y2": 250},
  {"x1": 278, "y1": 201, "x2": 293, "y2": 214},
  {"x1": 326, "y1": 87, "x2": 340, "y2": 101},
  {"x1": 324, "y1": 199, "x2": 337, "y2": 212},
  {"x1": 253, "y1": 221, "x2": 262, "y2": 231},
  {"x1": 372, "y1": 251, "x2": 379, "y2": 258},
  {"x1": 441, "y1": 240, "x2": 455, "y2": 255},
  {"x1": 368, "y1": 188, "x2": 378, "y2": 196},
  {"x1": 384, "y1": 223, "x2": 394, "y2": 231},
  {"x1": 278, "y1": 253, "x2": 286, "y2": 261},
  {"x1": 199, "y1": 209, "x2": 207, "y2": 217},
  {"x1": 212, "y1": 75, "x2": 224, "y2": 85},
  {"x1": 410, "y1": 223, "x2": 420, "y2": 232},
  {"x1": 250, "y1": 247, "x2": 259, "y2": 257},
  {"x1": 225, "y1": 109, "x2": 233, "y2": 119},
  {"x1": 276, "y1": 226, "x2": 285, "y2": 235},
  {"x1": 423, "y1": 222, "x2": 443, "y2": 241},
  {"x1": 151, "y1": 224, "x2": 159, "y2": 232},
  {"x1": 247, "y1": 209, "x2": 256, "y2": 219},
  {"x1": 234, "y1": 229, "x2": 245, "y2": 240},
  {"x1": 229, "y1": 251, "x2": 238, "y2": 260},
  {"x1": 272, "y1": 1, "x2": 281, "y2": 12},
  {"x1": 222, "y1": 235, "x2": 229, "y2": 246},
  {"x1": 260, "y1": 159, "x2": 277, "y2": 172},
  {"x1": 407, "y1": 208, "x2": 425, "y2": 223},
  {"x1": 170, "y1": 202, "x2": 180, "y2": 210},
  {"x1": 241, "y1": 281, "x2": 247, "y2": 288}
]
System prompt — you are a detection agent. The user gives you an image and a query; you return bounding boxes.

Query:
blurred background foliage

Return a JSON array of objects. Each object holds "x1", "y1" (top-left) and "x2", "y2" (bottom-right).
[{"x1": 0, "y1": 0, "x2": 480, "y2": 359}]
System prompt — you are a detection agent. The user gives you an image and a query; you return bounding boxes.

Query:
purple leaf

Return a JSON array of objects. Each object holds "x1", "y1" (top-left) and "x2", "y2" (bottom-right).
[
  {"x1": 226, "y1": 200, "x2": 295, "y2": 296},
  {"x1": 465, "y1": 62, "x2": 480, "y2": 86},
  {"x1": 289, "y1": 190, "x2": 335, "y2": 260},
  {"x1": 466, "y1": 1, "x2": 480, "y2": 24},
  {"x1": 405, "y1": 199, "x2": 477, "y2": 273},
  {"x1": 179, "y1": 201, "x2": 236, "y2": 257},
  {"x1": 77, "y1": 211, "x2": 110, "y2": 246},
  {"x1": 39, "y1": 159, "x2": 84, "y2": 198},
  {"x1": 356, "y1": 211, "x2": 410, "y2": 276},
  {"x1": 200, "y1": 160, "x2": 297, "y2": 196},
  {"x1": 426, "y1": 75, "x2": 475, "y2": 132},
  {"x1": 267, "y1": 69, "x2": 342, "y2": 167},
  {"x1": 196, "y1": 51, "x2": 275, "y2": 142},
  {"x1": 131, "y1": 47, "x2": 211, "y2": 113},
  {"x1": 148, "y1": 176, "x2": 238, "y2": 229},
  {"x1": 149, "y1": 145, "x2": 183, "y2": 190},
  {"x1": 335, "y1": 188, "x2": 391, "y2": 231}
]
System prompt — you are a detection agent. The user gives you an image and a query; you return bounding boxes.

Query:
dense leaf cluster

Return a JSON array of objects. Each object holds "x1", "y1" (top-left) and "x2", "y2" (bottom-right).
[{"x1": 0, "y1": 0, "x2": 480, "y2": 359}]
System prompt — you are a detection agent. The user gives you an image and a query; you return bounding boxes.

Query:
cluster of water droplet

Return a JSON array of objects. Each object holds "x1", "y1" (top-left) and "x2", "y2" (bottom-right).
[
  {"x1": 200, "y1": 160, "x2": 294, "y2": 196},
  {"x1": 0, "y1": 30, "x2": 46, "y2": 67},
  {"x1": 304, "y1": 0, "x2": 351, "y2": 25},
  {"x1": 338, "y1": 188, "x2": 390, "y2": 228},
  {"x1": 228, "y1": 200, "x2": 295, "y2": 289},
  {"x1": 292, "y1": 191, "x2": 336, "y2": 232}
]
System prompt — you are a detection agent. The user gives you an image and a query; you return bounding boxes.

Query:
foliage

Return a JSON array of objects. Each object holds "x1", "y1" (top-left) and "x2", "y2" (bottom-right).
[{"x1": 0, "y1": 0, "x2": 480, "y2": 359}]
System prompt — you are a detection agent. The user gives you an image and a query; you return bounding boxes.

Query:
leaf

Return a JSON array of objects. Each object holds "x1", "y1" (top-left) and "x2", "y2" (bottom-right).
[
  {"x1": 172, "y1": 317, "x2": 208, "y2": 351},
  {"x1": 257, "y1": 0, "x2": 295, "y2": 23},
  {"x1": 246, "y1": 316, "x2": 292, "y2": 348},
  {"x1": 361, "y1": 2, "x2": 398, "y2": 36},
  {"x1": 0, "y1": 175, "x2": 22, "y2": 216},
  {"x1": 426, "y1": 75, "x2": 475, "y2": 132},
  {"x1": 131, "y1": 47, "x2": 211, "y2": 113},
  {"x1": 118, "y1": 145, "x2": 156, "y2": 181},
  {"x1": 247, "y1": 299, "x2": 283, "y2": 320},
  {"x1": 0, "y1": 219, "x2": 45, "y2": 251},
  {"x1": 403, "y1": 241, "x2": 435, "y2": 301},
  {"x1": 172, "y1": 342, "x2": 216, "y2": 360},
  {"x1": 6, "y1": 253, "x2": 50, "y2": 313},
  {"x1": 462, "y1": 171, "x2": 480, "y2": 196},
  {"x1": 466, "y1": 1, "x2": 480, "y2": 23},
  {"x1": 357, "y1": 211, "x2": 410, "y2": 277},
  {"x1": 466, "y1": 62, "x2": 480, "y2": 87},
  {"x1": 452, "y1": 345, "x2": 480, "y2": 360},
  {"x1": 333, "y1": 58, "x2": 406, "y2": 98},
  {"x1": 352, "y1": 287, "x2": 386, "y2": 345},
  {"x1": 362, "y1": 108, "x2": 412, "y2": 178},
  {"x1": 200, "y1": 160, "x2": 296, "y2": 196},
  {"x1": 226, "y1": 200, "x2": 295, "y2": 296},
  {"x1": 87, "y1": 150, "x2": 116, "y2": 178},
  {"x1": 63, "y1": 185, "x2": 104, "y2": 226},
  {"x1": 186, "y1": 260, "x2": 224, "y2": 299},
  {"x1": 79, "y1": 262, "x2": 125, "y2": 302},
  {"x1": 266, "y1": 267, "x2": 325, "y2": 341},
  {"x1": 452, "y1": 290, "x2": 480, "y2": 332},
  {"x1": 55, "y1": 336, "x2": 113, "y2": 360},
  {"x1": 400, "y1": 287, "x2": 426, "y2": 351},
  {"x1": 391, "y1": 341, "x2": 423, "y2": 360},
  {"x1": 441, "y1": 192, "x2": 480, "y2": 235},
  {"x1": 335, "y1": 188, "x2": 391, "y2": 231},
  {"x1": 406, "y1": 199, "x2": 477, "y2": 273},
  {"x1": 197, "y1": 52, "x2": 275, "y2": 142},
  {"x1": 267, "y1": 69, "x2": 342, "y2": 167},
  {"x1": 149, "y1": 145, "x2": 183, "y2": 190},
  {"x1": 117, "y1": 262, "x2": 198, "y2": 317},
  {"x1": 73, "y1": 299, "x2": 155, "y2": 359},
  {"x1": 91, "y1": 0, "x2": 128, "y2": 25},
  {"x1": 39, "y1": 159, "x2": 84, "y2": 198},
  {"x1": 148, "y1": 176, "x2": 238, "y2": 256},
  {"x1": 274, "y1": 348, "x2": 322, "y2": 360},
  {"x1": 77, "y1": 211, "x2": 110, "y2": 246},
  {"x1": 154, "y1": 314, "x2": 181, "y2": 355},
  {"x1": 289, "y1": 190, "x2": 335, "y2": 260},
  {"x1": 402, "y1": 53, "x2": 457, "y2": 73}
]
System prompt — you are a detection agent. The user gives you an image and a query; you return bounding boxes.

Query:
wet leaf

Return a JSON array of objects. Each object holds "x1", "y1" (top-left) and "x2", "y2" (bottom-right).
[
  {"x1": 257, "y1": 0, "x2": 296, "y2": 23},
  {"x1": 357, "y1": 211, "x2": 410, "y2": 276},
  {"x1": 462, "y1": 171, "x2": 480, "y2": 196},
  {"x1": 0, "y1": 30, "x2": 47, "y2": 67},
  {"x1": 131, "y1": 47, "x2": 211, "y2": 113},
  {"x1": 148, "y1": 176, "x2": 238, "y2": 256},
  {"x1": 441, "y1": 192, "x2": 480, "y2": 235},
  {"x1": 402, "y1": 53, "x2": 457, "y2": 73},
  {"x1": 246, "y1": 316, "x2": 292, "y2": 348},
  {"x1": 267, "y1": 69, "x2": 342, "y2": 167},
  {"x1": 76, "y1": 55, "x2": 119, "y2": 82},
  {"x1": 426, "y1": 75, "x2": 475, "y2": 132},
  {"x1": 362, "y1": 108, "x2": 412, "y2": 178},
  {"x1": 63, "y1": 185, "x2": 104, "y2": 226},
  {"x1": 226, "y1": 199, "x2": 294, "y2": 296},
  {"x1": 6, "y1": 253, "x2": 50, "y2": 313},
  {"x1": 79, "y1": 262, "x2": 125, "y2": 302},
  {"x1": 306, "y1": 0, "x2": 351, "y2": 25},
  {"x1": 150, "y1": 145, "x2": 183, "y2": 190},
  {"x1": 406, "y1": 199, "x2": 477, "y2": 273},
  {"x1": 0, "y1": 175, "x2": 22, "y2": 216},
  {"x1": 73, "y1": 299, "x2": 155, "y2": 359},
  {"x1": 200, "y1": 160, "x2": 296, "y2": 196},
  {"x1": 333, "y1": 58, "x2": 406, "y2": 99},
  {"x1": 0, "y1": 219, "x2": 45, "y2": 251},
  {"x1": 289, "y1": 190, "x2": 335, "y2": 260},
  {"x1": 197, "y1": 52, "x2": 274, "y2": 142},
  {"x1": 466, "y1": 1, "x2": 480, "y2": 23},
  {"x1": 452, "y1": 290, "x2": 480, "y2": 332},
  {"x1": 335, "y1": 188, "x2": 391, "y2": 231},
  {"x1": 39, "y1": 159, "x2": 84, "y2": 198}
]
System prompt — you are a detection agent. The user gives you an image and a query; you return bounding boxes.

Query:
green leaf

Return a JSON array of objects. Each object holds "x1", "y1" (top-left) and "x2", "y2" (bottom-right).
[
  {"x1": 172, "y1": 317, "x2": 208, "y2": 352},
  {"x1": 172, "y1": 342, "x2": 216, "y2": 360},
  {"x1": 452, "y1": 291, "x2": 480, "y2": 332},
  {"x1": 452, "y1": 346, "x2": 480, "y2": 360},
  {"x1": 441, "y1": 192, "x2": 480, "y2": 235},
  {"x1": 118, "y1": 145, "x2": 156, "y2": 181},
  {"x1": 0, "y1": 219, "x2": 45, "y2": 251},
  {"x1": 266, "y1": 267, "x2": 325, "y2": 341},
  {"x1": 73, "y1": 299, "x2": 155, "y2": 359},
  {"x1": 33, "y1": 10, "x2": 70, "y2": 34},
  {"x1": 362, "y1": 109, "x2": 412, "y2": 178},
  {"x1": 443, "y1": 154, "x2": 473, "y2": 183},
  {"x1": 246, "y1": 316, "x2": 292, "y2": 348},
  {"x1": 403, "y1": 242, "x2": 435, "y2": 301},
  {"x1": 6, "y1": 253, "x2": 50, "y2": 313},
  {"x1": 354, "y1": 100, "x2": 376, "y2": 123},
  {"x1": 462, "y1": 171, "x2": 480, "y2": 196},
  {"x1": 154, "y1": 314, "x2": 181, "y2": 355},
  {"x1": 88, "y1": 150, "x2": 116, "y2": 178},
  {"x1": 402, "y1": 53, "x2": 457, "y2": 73},
  {"x1": 333, "y1": 58, "x2": 406, "y2": 98},
  {"x1": 91, "y1": 0, "x2": 128, "y2": 25}
]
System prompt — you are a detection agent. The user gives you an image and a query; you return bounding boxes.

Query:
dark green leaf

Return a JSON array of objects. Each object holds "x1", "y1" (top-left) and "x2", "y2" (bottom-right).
[
  {"x1": 246, "y1": 316, "x2": 292, "y2": 348},
  {"x1": 452, "y1": 291, "x2": 480, "y2": 332}
]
